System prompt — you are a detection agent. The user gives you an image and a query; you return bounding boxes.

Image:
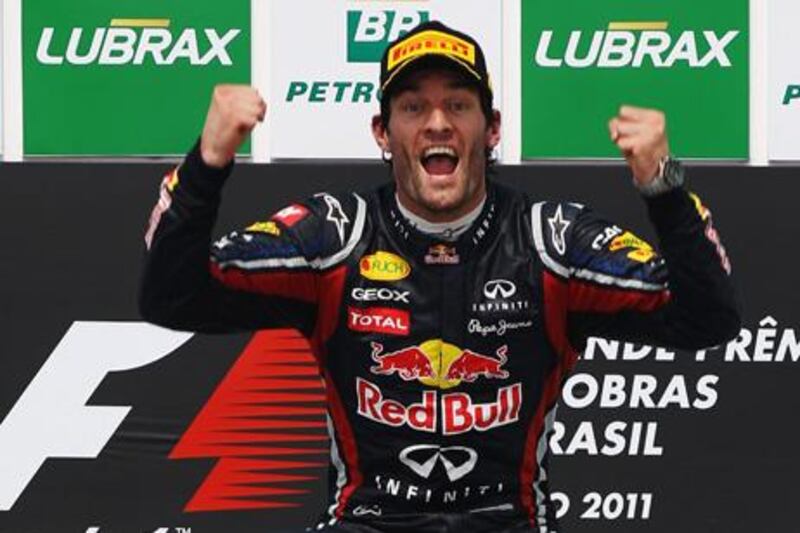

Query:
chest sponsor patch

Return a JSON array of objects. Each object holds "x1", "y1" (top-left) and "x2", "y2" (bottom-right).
[
  {"x1": 425, "y1": 244, "x2": 460, "y2": 265},
  {"x1": 348, "y1": 306, "x2": 410, "y2": 336},
  {"x1": 467, "y1": 318, "x2": 534, "y2": 337},
  {"x1": 360, "y1": 251, "x2": 411, "y2": 281}
]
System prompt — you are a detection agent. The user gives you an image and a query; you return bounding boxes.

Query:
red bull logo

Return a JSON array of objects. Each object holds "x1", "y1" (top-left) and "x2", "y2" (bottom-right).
[
  {"x1": 370, "y1": 342, "x2": 434, "y2": 381},
  {"x1": 424, "y1": 244, "x2": 460, "y2": 265},
  {"x1": 370, "y1": 340, "x2": 508, "y2": 389},
  {"x1": 356, "y1": 377, "x2": 522, "y2": 435}
]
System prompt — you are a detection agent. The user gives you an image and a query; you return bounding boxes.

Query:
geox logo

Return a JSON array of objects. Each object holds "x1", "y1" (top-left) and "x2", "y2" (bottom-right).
[
  {"x1": 534, "y1": 21, "x2": 739, "y2": 68},
  {"x1": 36, "y1": 18, "x2": 241, "y2": 66}
]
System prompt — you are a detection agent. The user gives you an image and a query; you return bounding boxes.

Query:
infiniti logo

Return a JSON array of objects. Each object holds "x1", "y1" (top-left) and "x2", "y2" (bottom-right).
[
  {"x1": 483, "y1": 279, "x2": 516, "y2": 300},
  {"x1": 399, "y1": 444, "x2": 478, "y2": 482}
]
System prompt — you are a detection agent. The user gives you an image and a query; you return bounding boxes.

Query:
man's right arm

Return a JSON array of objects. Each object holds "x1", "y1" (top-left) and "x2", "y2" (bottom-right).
[
  {"x1": 139, "y1": 85, "x2": 319, "y2": 334},
  {"x1": 138, "y1": 142, "x2": 319, "y2": 334}
]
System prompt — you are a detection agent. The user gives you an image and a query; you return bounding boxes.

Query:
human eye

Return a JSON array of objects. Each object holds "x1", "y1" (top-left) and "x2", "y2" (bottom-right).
[
  {"x1": 400, "y1": 99, "x2": 423, "y2": 114},
  {"x1": 448, "y1": 98, "x2": 472, "y2": 113}
]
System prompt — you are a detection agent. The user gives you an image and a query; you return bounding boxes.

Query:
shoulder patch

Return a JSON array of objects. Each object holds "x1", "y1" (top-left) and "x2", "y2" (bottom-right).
[{"x1": 531, "y1": 201, "x2": 583, "y2": 277}]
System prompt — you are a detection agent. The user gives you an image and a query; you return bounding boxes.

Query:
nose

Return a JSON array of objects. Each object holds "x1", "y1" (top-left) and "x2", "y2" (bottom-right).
[{"x1": 423, "y1": 107, "x2": 453, "y2": 139}]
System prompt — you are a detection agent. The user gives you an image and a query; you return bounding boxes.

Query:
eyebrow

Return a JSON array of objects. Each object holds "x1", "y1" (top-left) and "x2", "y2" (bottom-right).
[{"x1": 395, "y1": 79, "x2": 476, "y2": 95}]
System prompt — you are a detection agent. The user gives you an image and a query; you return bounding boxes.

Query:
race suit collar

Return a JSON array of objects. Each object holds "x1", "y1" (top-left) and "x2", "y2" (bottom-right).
[
  {"x1": 379, "y1": 180, "x2": 500, "y2": 265},
  {"x1": 394, "y1": 193, "x2": 486, "y2": 242}
]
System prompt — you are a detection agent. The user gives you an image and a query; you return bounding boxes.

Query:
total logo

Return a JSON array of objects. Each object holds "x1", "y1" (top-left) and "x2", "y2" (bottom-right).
[
  {"x1": 36, "y1": 19, "x2": 241, "y2": 66},
  {"x1": 784, "y1": 85, "x2": 800, "y2": 106},
  {"x1": 472, "y1": 279, "x2": 531, "y2": 314},
  {"x1": 370, "y1": 340, "x2": 509, "y2": 390},
  {"x1": 360, "y1": 251, "x2": 411, "y2": 281},
  {"x1": 348, "y1": 307, "x2": 410, "y2": 336},
  {"x1": 534, "y1": 22, "x2": 740, "y2": 69},
  {"x1": 357, "y1": 377, "x2": 522, "y2": 435}
]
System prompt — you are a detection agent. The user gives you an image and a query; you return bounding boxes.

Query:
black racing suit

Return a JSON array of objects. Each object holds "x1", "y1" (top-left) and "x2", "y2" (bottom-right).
[{"x1": 139, "y1": 145, "x2": 740, "y2": 532}]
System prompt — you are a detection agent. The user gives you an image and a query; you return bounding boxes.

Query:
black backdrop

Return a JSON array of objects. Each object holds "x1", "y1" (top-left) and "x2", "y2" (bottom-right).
[{"x1": 0, "y1": 161, "x2": 797, "y2": 532}]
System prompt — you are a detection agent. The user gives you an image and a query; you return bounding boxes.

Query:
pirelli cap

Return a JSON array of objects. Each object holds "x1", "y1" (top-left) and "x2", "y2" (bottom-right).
[{"x1": 379, "y1": 21, "x2": 492, "y2": 101}]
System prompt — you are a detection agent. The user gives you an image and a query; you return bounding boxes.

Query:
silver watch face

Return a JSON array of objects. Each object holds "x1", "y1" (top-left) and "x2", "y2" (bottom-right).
[{"x1": 662, "y1": 157, "x2": 685, "y2": 188}]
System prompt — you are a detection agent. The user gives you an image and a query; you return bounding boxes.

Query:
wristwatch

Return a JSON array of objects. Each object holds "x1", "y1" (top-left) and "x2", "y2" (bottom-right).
[{"x1": 636, "y1": 155, "x2": 685, "y2": 197}]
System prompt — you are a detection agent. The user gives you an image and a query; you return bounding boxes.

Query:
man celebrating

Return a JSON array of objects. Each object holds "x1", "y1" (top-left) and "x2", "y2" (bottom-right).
[{"x1": 140, "y1": 21, "x2": 739, "y2": 533}]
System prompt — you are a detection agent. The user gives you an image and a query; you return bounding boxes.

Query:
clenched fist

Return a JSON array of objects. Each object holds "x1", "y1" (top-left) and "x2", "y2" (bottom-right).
[
  {"x1": 608, "y1": 106, "x2": 670, "y2": 186},
  {"x1": 200, "y1": 85, "x2": 267, "y2": 168}
]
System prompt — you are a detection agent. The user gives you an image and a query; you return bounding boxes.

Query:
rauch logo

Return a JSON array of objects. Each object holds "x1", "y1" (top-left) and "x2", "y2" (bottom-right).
[
  {"x1": 36, "y1": 18, "x2": 241, "y2": 66},
  {"x1": 534, "y1": 21, "x2": 739, "y2": 69}
]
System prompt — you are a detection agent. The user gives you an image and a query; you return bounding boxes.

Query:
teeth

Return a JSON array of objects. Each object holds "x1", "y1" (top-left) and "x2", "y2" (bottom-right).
[{"x1": 423, "y1": 146, "x2": 457, "y2": 158}]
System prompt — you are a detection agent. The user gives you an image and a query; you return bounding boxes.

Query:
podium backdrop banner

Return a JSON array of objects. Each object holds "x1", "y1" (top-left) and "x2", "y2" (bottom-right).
[{"x1": 0, "y1": 161, "x2": 797, "y2": 532}]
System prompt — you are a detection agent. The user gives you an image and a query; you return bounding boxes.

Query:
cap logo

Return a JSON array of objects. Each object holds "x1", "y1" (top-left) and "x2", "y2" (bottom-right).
[{"x1": 387, "y1": 30, "x2": 476, "y2": 71}]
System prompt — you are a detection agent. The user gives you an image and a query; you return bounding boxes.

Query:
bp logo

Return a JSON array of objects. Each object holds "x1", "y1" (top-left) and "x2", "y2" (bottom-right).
[
  {"x1": 285, "y1": 8, "x2": 429, "y2": 104},
  {"x1": 35, "y1": 18, "x2": 241, "y2": 66},
  {"x1": 534, "y1": 22, "x2": 739, "y2": 69},
  {"x1": 347, "y1": 9, "x2": 430, "y2": 62}
]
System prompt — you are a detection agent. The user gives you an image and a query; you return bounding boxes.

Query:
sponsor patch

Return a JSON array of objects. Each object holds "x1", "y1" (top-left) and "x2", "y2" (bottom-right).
[
  {"x1": 690, "y1": 192, "x2": 711, "y2": 221},
  {"x1": 144, "y1": 168, "x2": 178, "y2": 249},
  {"x1": 360, "y1": 251, "x2": 411, "y2": 281},
  {"x1": 370, "y1": 340, "x2": 508, "y2": 389},
  {"x1": 351, "y1": 287, "x2": 410, "y2": 304},
  {"x1": 245, "y1": 221, "x2": 281, "y2": 236},
  {"x1": 387, "y1": 29, "x2": 476, "y2": 71},
  {"x1": 425, "y1": 244, "x2": 460, "y2": 265},
  {"x1": 467, "y1": 318, "x2": 533, "y2": 337},
  {"x1": 316, "y1": 193, "x2": 349, "y2": 245},
  {"x1": 356, "y1": 377, "x2": 521, "y2": 435},
  {"x1": 609, "y1": 231, "x2": 656, "y2": 263},
  {"x1": 348, "y1": 307, "x2": 410, "y2": 336},
  {"x1": 547, "y1": 205, "x2": 570, "y2": 255},
  {"x1": 591, "y1": 225, "x2": 623, "y2": 250},
  {"x1": 272, "y1": 204, "x2": 309, "y2": 227}
]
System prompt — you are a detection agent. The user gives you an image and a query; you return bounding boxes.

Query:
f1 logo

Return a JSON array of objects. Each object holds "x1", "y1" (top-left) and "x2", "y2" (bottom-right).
[{"x1": 0, "y1": 322, "x2": 192, "y2": 511}]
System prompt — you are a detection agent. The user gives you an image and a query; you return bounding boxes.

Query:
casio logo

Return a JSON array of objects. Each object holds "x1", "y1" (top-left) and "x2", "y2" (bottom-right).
[{"x1": 351, "y1": 287, "x2": 410, "y2": 304}]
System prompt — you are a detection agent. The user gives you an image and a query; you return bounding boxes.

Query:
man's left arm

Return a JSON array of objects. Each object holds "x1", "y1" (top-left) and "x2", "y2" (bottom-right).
[{"x1": 566, "y1": 106, "x2": 740, "y2": 349}]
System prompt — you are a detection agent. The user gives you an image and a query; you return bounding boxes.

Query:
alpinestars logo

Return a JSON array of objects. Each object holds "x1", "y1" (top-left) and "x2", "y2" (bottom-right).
[
  {"x1": 0, "y1": 322, "x2": 192, "y2": 511},
  {"x1": 535, "y1": 21, "x2": 739, "y2": 69},
  {"x1": 36, "y1": 19, "x2": 241, "y2": 66}
]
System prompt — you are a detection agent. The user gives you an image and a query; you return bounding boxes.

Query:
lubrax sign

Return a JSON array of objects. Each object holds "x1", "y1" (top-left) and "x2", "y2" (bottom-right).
[
  {"x1": 35, "y1": 24, "x2": 241, "y2": 66},
  {"x1": 23, "y1": 0, "x2": 250, "y2": 155},
  {"x1": 521, "y1": 0, "x2": 748, "y2": 159},
  {"x1": 533, "y1": 28, "x2": 739, "y2": 69}
]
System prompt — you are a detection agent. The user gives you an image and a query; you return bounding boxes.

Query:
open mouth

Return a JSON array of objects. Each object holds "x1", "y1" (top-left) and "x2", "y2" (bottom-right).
[{"x1": 421, "y1": 146, "x2": 459, "y2": 176}]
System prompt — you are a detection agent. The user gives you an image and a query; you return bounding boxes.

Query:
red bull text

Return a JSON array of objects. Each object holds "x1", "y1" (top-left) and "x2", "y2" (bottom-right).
[{"x1": 356, "y1": 378, "x2": 522, "y2": 435}]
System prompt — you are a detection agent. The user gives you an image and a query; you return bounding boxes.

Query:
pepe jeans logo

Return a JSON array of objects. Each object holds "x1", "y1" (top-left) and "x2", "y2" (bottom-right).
[{"x1": 398, "y1": 444, "x2": 478, "y2": 482}]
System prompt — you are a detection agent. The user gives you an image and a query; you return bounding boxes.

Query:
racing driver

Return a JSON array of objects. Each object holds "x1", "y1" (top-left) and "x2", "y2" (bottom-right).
[{"x1": 139, "y1": 21, "x2": 740, "y2": 533}]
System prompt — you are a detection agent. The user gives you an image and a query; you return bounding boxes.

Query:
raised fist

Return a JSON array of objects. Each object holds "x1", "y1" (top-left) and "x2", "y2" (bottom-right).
[
  {"x1": 200, "y1": 84, "x2": 266, "y2": 168},
  {"x1": 608, "y1": 106, "x2": 670, "y2": 186}
]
